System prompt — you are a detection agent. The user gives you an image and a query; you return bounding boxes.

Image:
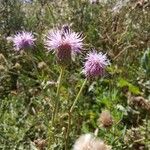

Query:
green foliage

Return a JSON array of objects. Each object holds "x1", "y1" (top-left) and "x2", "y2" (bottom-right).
[
  {"x1": 118, "y1": 78, "x2": 141, "y2": 95},
  {"x1": 0, "y1": 0, "x2": 150, "y2": 149}
]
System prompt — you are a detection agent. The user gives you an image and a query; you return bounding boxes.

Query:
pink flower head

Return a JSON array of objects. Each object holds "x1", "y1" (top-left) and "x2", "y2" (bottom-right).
[
  {"x1": 12, "y1": 31, "x2": 36, "y2": 51},
  {"x1": 83, "y1": 51, "x2": 110, "y2": 78},
  {"x1": 45, "y1": 25, "x2": 84, "y2": 65},
  {"x1": 45, "y1": 25, "x2": 83, "y2": 53}
]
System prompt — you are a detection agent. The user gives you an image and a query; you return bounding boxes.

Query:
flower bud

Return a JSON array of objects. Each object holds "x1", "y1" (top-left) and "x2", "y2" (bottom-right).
[{"x1": 98, "y1": 110, "x2": 113, "y2": 128}]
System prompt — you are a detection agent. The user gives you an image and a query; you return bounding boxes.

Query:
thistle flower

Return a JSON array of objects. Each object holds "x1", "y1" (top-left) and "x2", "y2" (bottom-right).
[
  {"x1": 73, "y1": 133, "x2": 111, "y2": 150},
  {"x1": 45, "y1": 25, "x2": 83, "y2": 65},
  {"x1": 83, "y1": 51, "x2": 109, "y2": 78},
  {"x1": 12, "y1": 31, "x2": 36, "y2": 51},
  {"x1": 98, "y1": 110, "x2": 113, "y2": 128}
]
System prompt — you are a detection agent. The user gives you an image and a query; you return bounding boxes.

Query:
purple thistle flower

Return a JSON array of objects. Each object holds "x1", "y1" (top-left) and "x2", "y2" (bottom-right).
[
  {"x1": 83, "y1": 51, "x2": 110, "y2": 78},
  {"x1": 45, "y1": 25, "x2": 83, "y2": 65},
  {"x1": 12, "y1": 31, "x2": 36, "y2": 51},
  {"x1": 45, "y1": 25, "x2": 83, "y2": 53}
]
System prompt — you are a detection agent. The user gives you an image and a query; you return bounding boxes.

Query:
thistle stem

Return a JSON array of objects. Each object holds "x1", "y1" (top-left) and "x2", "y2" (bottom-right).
[
  {"x1": 70, "y1": 78, "x2": 87, "y2": 113},
  {"x1": 52, "y1": 67, "x2": 64, "y2": 126},
  {"x1": 65, "y1": 112, "x2": 71, "y2": 150},
  {"x1": 65, "y1": 78, "x2": 87, "y2": 150},
  {"x1": 56, "y1": 67, "x2": 64, "y2": 96}
]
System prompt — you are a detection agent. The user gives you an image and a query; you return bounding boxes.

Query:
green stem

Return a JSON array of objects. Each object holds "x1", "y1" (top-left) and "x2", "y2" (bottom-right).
[
  {"x1": 65, "y1": 112, "x2": 71, "y2": 150},
  {"x1": 65, "y1": 78, "x2": 87, "y2": 150},
  {"x1": 48, "y1": 67, "x2": 64, "y2": 149},
  {"x1": 70, "y1": 78, "x2": 87, "y2": 113},
  {"x1": 56, "y1": 67, "x2": 64, "y2": 97},
  {"x1": 52, "y1": 67, "x2": 64, "y2": 126}
]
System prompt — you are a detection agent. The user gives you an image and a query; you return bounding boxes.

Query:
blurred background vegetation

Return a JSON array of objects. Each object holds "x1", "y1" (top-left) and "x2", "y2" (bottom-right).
[{"x1": 0, "y1": 0, "x2": 150, "y2": 149}]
